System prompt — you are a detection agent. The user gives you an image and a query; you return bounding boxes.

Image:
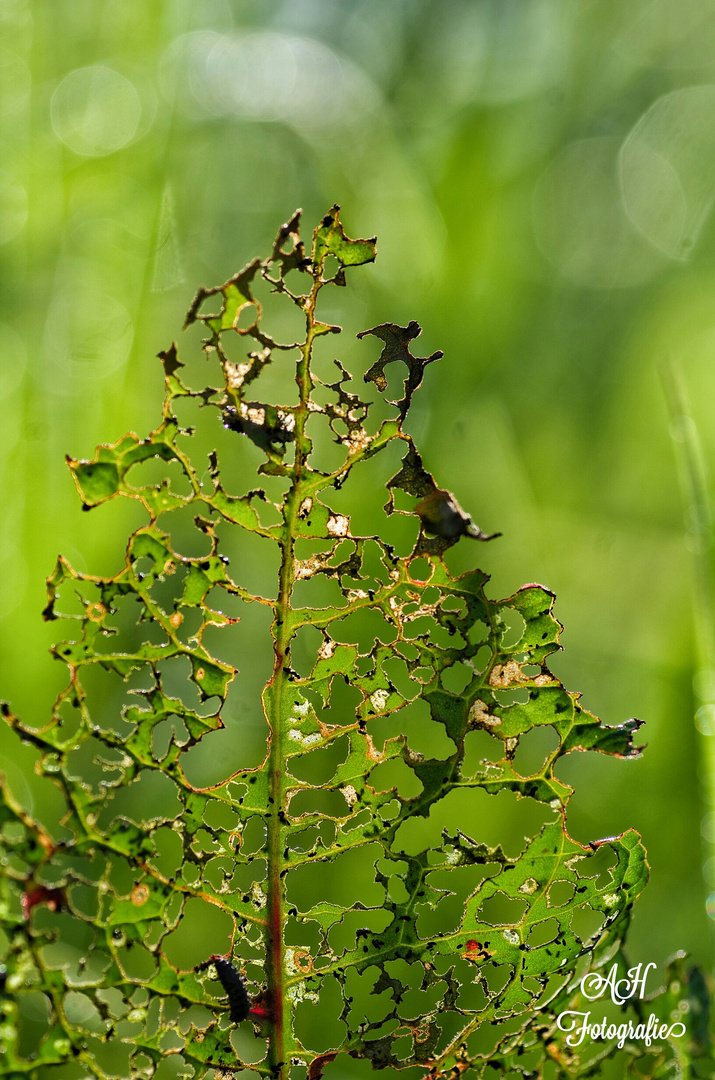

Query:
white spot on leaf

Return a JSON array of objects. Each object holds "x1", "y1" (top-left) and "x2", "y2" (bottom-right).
[
  {"x1": 370, "y1": 689, "x2": 389, "y2": 711},
  {"x1": 489, "y1": 661, "x2": 524, "y2": 688},
  {"x1": 326, "y1": 514, "x2": 349, "y2": 537},
  {"x1": 341, "y1": 785, "x2": 358, "y2": 807},
  {"x1": 318, "y1": 638, "x2": 336, "y2": 660},
  {"x1": 470, "y1": 699, "x2": 501, "y2": 727}
]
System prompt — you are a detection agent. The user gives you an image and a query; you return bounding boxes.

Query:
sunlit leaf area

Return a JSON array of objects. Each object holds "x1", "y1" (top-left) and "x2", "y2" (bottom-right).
[{"x1": 2, "y1": 1, "x2": 715, "y2": 1076}]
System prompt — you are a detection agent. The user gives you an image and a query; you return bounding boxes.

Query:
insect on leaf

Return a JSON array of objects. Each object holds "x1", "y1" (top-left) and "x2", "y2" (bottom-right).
[{"x1": 0, "y1": 207, "x2": 652, "y2": 1080}]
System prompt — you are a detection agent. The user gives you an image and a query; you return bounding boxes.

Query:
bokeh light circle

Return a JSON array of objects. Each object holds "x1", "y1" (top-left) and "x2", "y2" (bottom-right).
[
  {"x1": 620, "y1": 85, "x2": 715, "y2": 261},
  {"x1": 532, "y1": 137, "x2": 666, "y2": 288},
  {"x1": 51, "y1": 65, "x2": 141, "y2": 157},
  {"x1": 160, "y1": 30, "x2": 379, "y2": 138},
  {"x1": 47, "y1": 286, "x2": 134, "y2": 380},
  {"x1": 695, "y1": 704, "x2": 715, "y2": 736}
]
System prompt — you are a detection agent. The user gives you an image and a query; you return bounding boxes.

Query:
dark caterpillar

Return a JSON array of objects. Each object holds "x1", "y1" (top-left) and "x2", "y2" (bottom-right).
[{"x1": 197, "y1": 956, "x2": 251, "y2": 1023}]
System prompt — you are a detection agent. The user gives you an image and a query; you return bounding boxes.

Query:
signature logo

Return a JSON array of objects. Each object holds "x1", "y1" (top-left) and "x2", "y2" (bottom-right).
[{"x1": 556, "y1": 962, "x2": 686, "y2": 1049}]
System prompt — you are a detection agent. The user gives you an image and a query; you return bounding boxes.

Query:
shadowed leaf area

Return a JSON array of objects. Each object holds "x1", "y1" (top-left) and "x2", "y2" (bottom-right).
[{"x1": 1, "y1": 209, "x2": 711, "y2": 1080}]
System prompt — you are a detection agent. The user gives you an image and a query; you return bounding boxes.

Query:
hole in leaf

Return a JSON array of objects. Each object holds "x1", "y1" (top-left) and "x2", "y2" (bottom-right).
[
  {"x1": 332, "y1": 607, "x2": 397, "y2": 652},
  {"x1": 147, "y1": 826, "x2": 183, "y2": 879},
  {"x1": 499, "y1": 608, "x2": 526, "y2": 649},
  {"x1": 579, "y1": 844, "x2": 618, "y2": 888},
  {"x1": 291, "y1": 624, "x2": 323, "y2": 677},
  {"x1": 369, "y1": 757, "x2": 423, "y2": 799},
  {"x1": 96, "y1": 769, "x2": 183, "y2": 831},
  {"x1": 63, "y1": 989, "x2": 107, "y2": 1034},
  {"x1": 16, "y1": 992, "x2": 53, "y2": 1058},
  {"x1": 462, "y1": 729, "x2": 505, "y2": 773},
  {"x1": 395, "y1": 787, "x2": 556, "y2": 858},
  {"x1": 512, "y1": 725, "x2": 559, "y2": 777},
  {"x1": 294, "y1": 975, "x2": 347, "y2": 1051},
  {"x1": 66, "y1": 736, "x2": 127, "y2": 796},
  {"x1": 116, "y1": 940, "x2": 158, "y2": 981},
  {"x1": 477, "y1": 891, "x2": 528, "y2": 925},
  {"x1": 408, "y1": 558, "x2": 432, "y2": 582},
  {"x1": 231, "y1": 1021, "x2": 268, "y2": 1065},
  {"x1": 417, "y1": 864, "x2": 493, "y2": 937},
  {"x1": 289, "y1": 787, "x2": 351, "y2": 818},
  {"x1": 287, "y1": 735, "x2": 349, "y2": 785},
  {"x1": 547, "y1": 879, "x2": 576, "y2": 908},
  {"x1": 570, "y1": 904, "x2": 604, "y2": 942},
  {"x1": 240, "y1": 815, "x2": 267, "y2": 856},
  {"x1": 152, "y1": 714, "x2": 190, "y2": 760},
  {"x1": 493, "y1": 687, "x2": 529, "y2": 706},
  {"x1": 286, "y1": 844, "x2": 385, "y2": 911},
  {"x1": 381, "y1": 655, "x2": 418, "y2": 699},
  {"x1": 127, "y1": 455, "x2": 192, "y2": 498},
  {"x1": 321, "y1": 676, "x2": 362, "y2": 727},
  {"x1": 527, "y1": 917, "x2": 560, "y2": 948},
  {"x1": 483, "y1": 964, "x2": 513, "y2": 994},
  {"x1": 472, "y1": 643, "x2": 492, "y2": 671},
  {"x1": 327, "y1": 907, "x2": 394, "y2": 955},
  {"x1": 161, "y1": 896, "x2": 234, "y2": 970},
  {"x1": 236, "y1": 301, "x2": 259, "y2": 330},
  {"x1": 441, "y1": 661, "x2": 473, "y2": 694}
]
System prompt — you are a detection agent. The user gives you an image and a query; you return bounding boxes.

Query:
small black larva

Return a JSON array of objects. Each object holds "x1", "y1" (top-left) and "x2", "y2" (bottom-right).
[{"x1": 198, "y1": 956, "x2": 251, "y2": 1023}]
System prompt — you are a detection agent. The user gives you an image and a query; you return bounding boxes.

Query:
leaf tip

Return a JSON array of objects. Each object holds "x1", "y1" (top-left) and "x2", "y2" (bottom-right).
[{"x1": 159, "y1": 342, "x2": 183, "y2": 377}]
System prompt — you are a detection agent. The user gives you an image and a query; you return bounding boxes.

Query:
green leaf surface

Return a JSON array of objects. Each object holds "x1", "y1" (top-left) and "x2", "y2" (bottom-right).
[{"x1": 1, "y1": 209, "x2": 655, "y2": 1080}]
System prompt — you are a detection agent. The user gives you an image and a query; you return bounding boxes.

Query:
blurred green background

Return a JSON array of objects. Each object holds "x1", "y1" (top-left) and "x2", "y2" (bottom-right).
[{"x1": 2, "y1": 0, "x2": 715, "y2": 985}]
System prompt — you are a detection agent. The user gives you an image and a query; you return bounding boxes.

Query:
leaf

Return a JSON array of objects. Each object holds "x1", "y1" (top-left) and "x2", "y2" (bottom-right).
[
  {"x1": 0, "y1": 207, "x2": 654, "y2": 1080},
  {"x1": 359, "y1": 321, "x2": 441, "y2": 420},
  {"x1": 312, "y1": 204, "x2": 377, "y2": 276}
]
